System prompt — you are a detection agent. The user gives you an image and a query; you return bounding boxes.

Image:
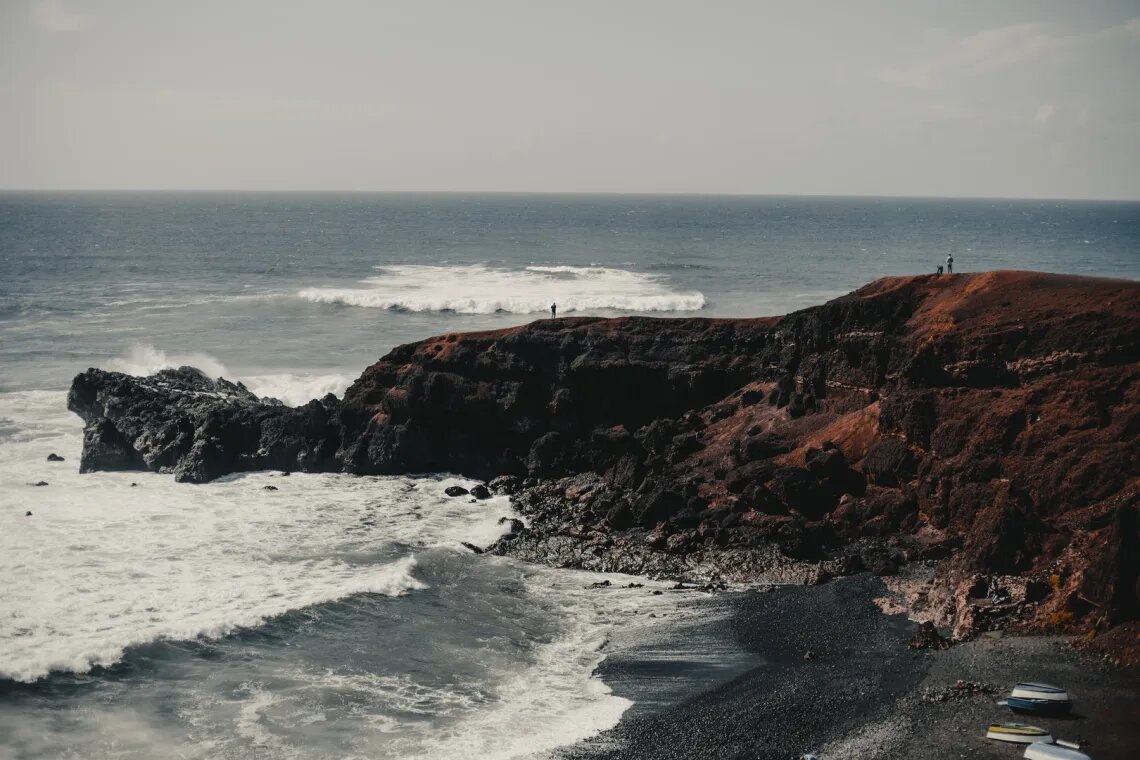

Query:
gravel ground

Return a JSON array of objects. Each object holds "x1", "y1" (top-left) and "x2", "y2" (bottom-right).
[
  {"x1": 893, "y1": 634, "x2": 1140, "y2": 760},
  {"x1": 561, "y1": 574, "x2": 1138, "y2": 760}
]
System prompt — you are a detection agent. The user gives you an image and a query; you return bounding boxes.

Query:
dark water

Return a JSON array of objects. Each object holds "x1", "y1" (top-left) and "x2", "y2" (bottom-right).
[{"x1": 0, "y1": 193, "x2": 1136, "y2": 759}]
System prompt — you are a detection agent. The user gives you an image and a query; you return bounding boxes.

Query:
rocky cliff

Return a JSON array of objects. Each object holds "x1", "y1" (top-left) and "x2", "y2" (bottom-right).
[{"x1": 69, "y1": 271, "x2": 1140, "y2": 644}]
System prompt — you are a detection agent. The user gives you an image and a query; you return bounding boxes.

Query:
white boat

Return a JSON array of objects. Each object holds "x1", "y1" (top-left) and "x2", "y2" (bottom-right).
[
  {"x1": 1011, "y1": 682, "x2": 1071, "y2": 702},
  {"x1": 986, "y1": 723, "x2": 1053, "y2": 744},
  {"x1": 1024, "y1": 741, "x2": 1091, "y2": 760}
]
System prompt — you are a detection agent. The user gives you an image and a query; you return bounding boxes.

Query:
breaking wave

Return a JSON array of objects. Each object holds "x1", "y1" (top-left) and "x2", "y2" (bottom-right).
[
  {"x1": 0, "y1": 553, "x2": 426, "y2": 684},
  {"x1": 108, "y1": 344, "x2": 351, "y2": 406},
  {"x1": 297, "y1": 264, "x2": 706, "y2": 314}
]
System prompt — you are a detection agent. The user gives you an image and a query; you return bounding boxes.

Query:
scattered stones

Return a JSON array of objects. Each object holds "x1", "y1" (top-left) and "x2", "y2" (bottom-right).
[
  {"x1": 25, "y1": 511, "x2": 32, "y2": 516},
  {"x1": 497, "y1": 517, "x2": 525, "y2": 534},
  {"x1": 46, "y1": 453, "x2": 65, "y2": 462},
  {"x1": 586, "y1": 580, "x2": 612, "y2": 589},
  {"x1": 470, "y1": 484, "x2": 492, "y2": 500},
  {"x1": 919, "y1": 679, "x2": 996, "y2": 703},
  {"x1": 444, "y1": 486, "x2": 470, "y2": 497},
  {"x1": 263, "y1": 485, "x2": 278, "y2": 491},
  {"x1": 30, "y1": 481, "x2": 48, "y2": 487}
]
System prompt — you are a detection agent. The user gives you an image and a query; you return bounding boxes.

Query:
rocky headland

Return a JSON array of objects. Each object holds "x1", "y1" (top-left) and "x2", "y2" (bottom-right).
[{"x1": 68, "y1": 271, "x2": 1139, "y2": 656}]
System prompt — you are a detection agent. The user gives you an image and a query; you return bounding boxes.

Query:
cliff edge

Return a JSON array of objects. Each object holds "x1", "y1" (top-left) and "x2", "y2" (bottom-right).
[{"x1": 69, "y1": 271, "x2": 1140, "y2": 651}]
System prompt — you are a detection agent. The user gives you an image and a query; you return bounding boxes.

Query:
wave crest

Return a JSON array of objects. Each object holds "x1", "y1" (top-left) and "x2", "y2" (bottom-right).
[
  {"x1": 109, "y1": 343, "x2": 229, "y2": 380},
  {"x1": 108, "y1": 344, "x2": 350, "y2": 406},
  {"x1": 0, "y1": 555, "x2": 425, "y2": 684},
  {"x1": 297, "y1": 264, "x2": 706, "y2": 314}
]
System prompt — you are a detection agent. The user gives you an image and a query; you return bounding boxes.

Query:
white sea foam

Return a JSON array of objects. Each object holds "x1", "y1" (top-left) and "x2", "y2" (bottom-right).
[
  {"x1": 242, "y1": 373, "x2": 354, "y2": 406},
  {"x1": 297, "y1": 264, "x2": 706, "y2": 314},
  {"x1": 174, "y1": 566, "x2": 700, "y2": 760},
  {"x1": 0, "y1": 389, "x2": 703, "y2": 760},
  {"x1": 109, "y1": 343, "x2": 231, "y2": 380},
  {"x1": 107, "y1": 344, "x2": 352, "y2": 406},
  {"x1": 0, "y1": 391, "x2": 511, "y2": 683}
]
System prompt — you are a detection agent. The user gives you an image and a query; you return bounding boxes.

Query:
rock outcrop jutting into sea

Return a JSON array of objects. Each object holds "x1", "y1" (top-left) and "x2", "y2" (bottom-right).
[{"x1": 69, "y1": 271, "x2": 1140, "y2": 645}]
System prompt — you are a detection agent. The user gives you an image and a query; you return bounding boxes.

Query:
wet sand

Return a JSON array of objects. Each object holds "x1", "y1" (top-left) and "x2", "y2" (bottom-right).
[{"x1": 563, "y1": 574, "x2": 1139, "y2": 760}]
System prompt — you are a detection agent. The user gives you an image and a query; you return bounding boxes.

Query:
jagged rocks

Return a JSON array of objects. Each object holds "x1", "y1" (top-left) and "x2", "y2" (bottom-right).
[
  {"x1": 862, "y1": 438, "x2": 918, "y2": 488},
  {"x1": 488, "y1": 475, "x2": 521, "y2": 495},
  {"x1": 68, "y1": 367, "x2": 342, "y2": 483},
  {"x1": 444, "y1": 486, "x2": 469, "y2": 497}
]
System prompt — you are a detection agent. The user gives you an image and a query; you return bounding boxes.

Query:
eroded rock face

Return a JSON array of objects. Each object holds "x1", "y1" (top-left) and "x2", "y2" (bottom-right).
[
  {"x1": 69, "y1": 272, "x2": 1140, "y2": 638},
  {"x1": 67, "y1": 367, "x2": 341, "y2": 483}
]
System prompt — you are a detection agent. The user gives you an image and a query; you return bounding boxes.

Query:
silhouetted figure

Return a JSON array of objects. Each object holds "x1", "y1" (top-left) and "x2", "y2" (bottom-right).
[
  {"x1": 550, "y1": 302, "x2": 557, "y2": 318},
  {"x1": 936, "y1": 265, "x2": 944, "y2": 276},
  {"x1": 946, "y1": 254, "x2": 954, "y2": 274}
]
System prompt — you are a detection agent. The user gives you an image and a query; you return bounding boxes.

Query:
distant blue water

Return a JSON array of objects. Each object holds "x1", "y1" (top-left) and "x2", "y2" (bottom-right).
[
  {"x1": 0, "y1": 193, "x2": 1137, "y2": 759},
  {"x1": 2, "y1": 192, "x2": 1137, "y2": 392}
]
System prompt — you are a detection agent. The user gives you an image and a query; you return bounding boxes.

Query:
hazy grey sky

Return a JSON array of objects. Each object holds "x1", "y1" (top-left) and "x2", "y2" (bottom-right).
[{"x1": 2, "y1": 0, "x2": 1138, "y2": 198}]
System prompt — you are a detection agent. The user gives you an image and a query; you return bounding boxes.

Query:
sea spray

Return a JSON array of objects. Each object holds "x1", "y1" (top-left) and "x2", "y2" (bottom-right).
[{"x1": 298, "y1": 264, "x2": 707, "y2": 314}]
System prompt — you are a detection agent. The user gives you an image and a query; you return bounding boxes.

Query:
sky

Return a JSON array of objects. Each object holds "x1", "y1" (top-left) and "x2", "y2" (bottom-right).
[{"x1": 2, "y1": 0, "x2": 1139, "y2": 198}]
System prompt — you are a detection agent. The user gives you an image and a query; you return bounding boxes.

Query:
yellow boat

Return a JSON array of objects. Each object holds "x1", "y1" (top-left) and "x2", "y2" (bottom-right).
[{"x1": 985, "y1": 723, "x2": 1054, "y2": 744}]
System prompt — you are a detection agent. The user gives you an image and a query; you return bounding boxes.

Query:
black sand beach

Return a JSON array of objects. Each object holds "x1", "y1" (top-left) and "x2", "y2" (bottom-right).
[{"x1": 565, "y1": 575, "x2": 1140, "y2": 760}]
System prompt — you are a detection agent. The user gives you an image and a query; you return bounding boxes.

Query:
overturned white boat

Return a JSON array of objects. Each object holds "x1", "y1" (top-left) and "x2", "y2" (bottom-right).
[
  {"x1": 1011, "y1": 682, "x2": 1071, "y2": 702},
  {"x1": 986, "y1": 723, "x2": 1053, "y2": 744},
  {"x1": 1023, "y1": 742, "x2": 1091, "y2": 760},
  {"x1": 1008, "y1": 681, "x2": 1073, "y2": 716}
]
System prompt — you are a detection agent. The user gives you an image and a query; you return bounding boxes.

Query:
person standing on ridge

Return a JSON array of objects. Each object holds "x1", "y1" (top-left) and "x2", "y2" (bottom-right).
[
  {"x1": 946, "y1": 253, "x2": 954, "y2": 274},
  {"x1": 550, "y1": 302, "x2": 557, "y2": 318}
]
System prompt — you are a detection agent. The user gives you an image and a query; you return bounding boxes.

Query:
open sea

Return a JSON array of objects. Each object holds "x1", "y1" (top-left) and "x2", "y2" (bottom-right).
[{"x1": 1, "y1": 192, "x2": 1138, "y2": 759}]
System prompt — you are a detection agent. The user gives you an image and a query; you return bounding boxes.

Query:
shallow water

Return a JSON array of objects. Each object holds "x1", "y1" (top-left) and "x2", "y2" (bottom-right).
[{"x1": 1, "y1": 192, "x2": 1137, "y2": 758}]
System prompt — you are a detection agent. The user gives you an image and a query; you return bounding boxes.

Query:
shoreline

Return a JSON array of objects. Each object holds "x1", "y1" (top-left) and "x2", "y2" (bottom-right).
[{"x1": 563, "y1": 574, "x2": 1139, "y2": 760}]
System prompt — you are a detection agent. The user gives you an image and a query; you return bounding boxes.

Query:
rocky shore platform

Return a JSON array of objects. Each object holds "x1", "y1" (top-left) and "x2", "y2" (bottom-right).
[{"x1": 67, "y1": 270, "x2": 1140, "y2": 656}]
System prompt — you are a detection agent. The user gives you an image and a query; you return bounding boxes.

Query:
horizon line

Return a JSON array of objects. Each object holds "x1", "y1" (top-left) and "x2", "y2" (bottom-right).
[{"x1": 1, "y1": 188, "x2": 1139, "y2": 203}]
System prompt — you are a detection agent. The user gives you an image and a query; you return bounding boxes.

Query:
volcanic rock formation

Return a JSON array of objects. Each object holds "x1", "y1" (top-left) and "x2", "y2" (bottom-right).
[{"x1": 69, "y1": 271, "x2": 1140, "y2": 640}]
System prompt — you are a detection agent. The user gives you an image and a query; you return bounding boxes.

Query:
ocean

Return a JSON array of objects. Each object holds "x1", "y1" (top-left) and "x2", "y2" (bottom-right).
[{"x1": 1, "y1": 192, "x2": 1138, "y2": 759}]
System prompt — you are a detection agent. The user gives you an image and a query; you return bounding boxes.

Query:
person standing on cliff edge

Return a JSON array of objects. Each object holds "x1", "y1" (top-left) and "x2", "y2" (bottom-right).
[
  {"x1": 946, "y1": 253, "x2": 954, "y2": 274},
  {"x1": 550, "y1": 302, "x2": 557, "y2": 318}
]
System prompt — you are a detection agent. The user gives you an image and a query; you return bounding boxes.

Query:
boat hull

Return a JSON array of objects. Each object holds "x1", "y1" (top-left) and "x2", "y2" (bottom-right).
[
  {"x1": 1023, "y1": 742, "x2": 1091, "y2": 760},
  {"x1": 1007, "y1": 696, "x2": 1073, "y2": 715}
]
